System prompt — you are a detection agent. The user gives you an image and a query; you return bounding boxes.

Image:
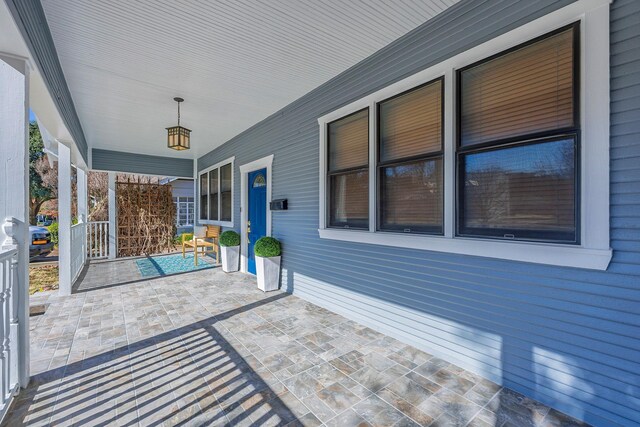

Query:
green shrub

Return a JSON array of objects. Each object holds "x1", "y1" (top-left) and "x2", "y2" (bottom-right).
[
  {"x1": 254, "y1": 237, "x2": 281, "y2": 258},
  {"x1": 173, "y1": 232, "x2": 194, "y2": 244},
  {"x1": 220, "y1": 230, "x2": 240, "y2": 247},
  {"x1": 47, "y1": 222, "x2": 59, "y2": 246}
]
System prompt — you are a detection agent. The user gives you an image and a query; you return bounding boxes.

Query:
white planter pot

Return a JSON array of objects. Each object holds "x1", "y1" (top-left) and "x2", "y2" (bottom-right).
[
  {"x1": 221, "y1": 245, "x2": 239, "y2": 273},
  {"x1": 256, "y1": 255, "x2": 281, "y2": 292}
]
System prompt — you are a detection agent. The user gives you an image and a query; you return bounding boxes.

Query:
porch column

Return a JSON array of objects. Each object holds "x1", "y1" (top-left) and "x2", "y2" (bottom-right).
[
  {"x1": 108, "y1": 172, "x2": 116, "y2": 259},
  {"x1": 77, "y1": 168, "x2": 87, "y2": 224},
  {"x1": 77, "y1": 168, "x2": 87, "y2": 266},
  {"x1": 57, "y1": 143, "x2": 72, "y2": 295},
  {"x1": 0, "y1": 55, "x2": 30, "y2": 387}
]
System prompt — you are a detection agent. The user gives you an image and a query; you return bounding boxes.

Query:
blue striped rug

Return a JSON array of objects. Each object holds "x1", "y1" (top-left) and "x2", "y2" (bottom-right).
[{"x1": 135, "y1": 253, "x2": 215, "y2": 277}]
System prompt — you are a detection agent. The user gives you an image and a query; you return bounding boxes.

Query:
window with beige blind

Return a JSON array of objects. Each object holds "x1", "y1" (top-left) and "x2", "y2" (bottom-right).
[
  {"x1": 220, "y1": 163, "x2": 232, "y2": 222},
  {"x1": 327, "y1": 109, "x2": 369, "y2": 229},
  {"x1": 318, "y1": 8, "x2": 611, "y2": 269},
  {"x1": 199, "y1": 173, "x2": 208, "y2": 221},
  {"x1": 457, "y1": 24, "x2": 579, "y2": 243},
  {"x1": 209, "y1": 167, "x2": 219, "y2": 221},
  {"x1": 378, "y1": 78, "x2": 444, "y2": 234}
]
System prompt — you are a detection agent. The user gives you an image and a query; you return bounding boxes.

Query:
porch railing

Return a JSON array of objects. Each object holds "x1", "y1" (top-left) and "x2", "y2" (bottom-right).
[
  {"x1": 87, "y1": 221, "x2": 108, "y2": 259},
  {"x1": 0, "y1": 225, "x2": 20, "y2": 420},
  {"x1": 70, "y1": 222, "x2": 87, "y2": 282}
]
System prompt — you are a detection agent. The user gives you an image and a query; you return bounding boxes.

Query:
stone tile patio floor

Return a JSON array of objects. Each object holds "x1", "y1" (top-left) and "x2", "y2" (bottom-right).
[{"x1": 6, "y1": 262, "x2": 588, "y2": 426}]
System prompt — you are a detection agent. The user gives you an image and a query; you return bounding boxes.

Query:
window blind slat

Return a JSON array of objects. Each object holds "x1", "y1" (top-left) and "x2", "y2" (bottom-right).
[
  {"x1": 329, "y1": 170, "x2": 369, "y2": 229},
  {"x1": 209, "y1": 168, "x2": 219, "y2": 221},
  {"x1": 328, "y1": 109, "x2": 369, "y2": 171},
  {"x1": 460, "y1": 28, "x2": 575, "y2": 147},
  {"x1": 220, "y1": 163, "x2": 232, "y2": 222},
  {"x1": 380, "y1": 80, "x2": 442, "y2": 162},
  {"x1": 328, "y1": 109, "x2": 369, "y2": 228}
]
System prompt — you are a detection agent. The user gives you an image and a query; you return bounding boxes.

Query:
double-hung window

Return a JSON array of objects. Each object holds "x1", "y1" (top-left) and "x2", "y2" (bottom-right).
[
  {"x1": 199, "y1": 158, "x2": 234, "y2": 226},
  {"x1": 319, "y1": 1, "x2": 611, "y2": 270},
  {"x1": 378, "y1": 78, "x2": 444, "y2": 234},
  {"x1": 457, "y1": 24, "x2": 579, "y2": 243},
  {"x1": 174, "y1": 197, "x2": 194, "y2": 227},
  {"x1": 327, "y1": 109, "x2": 369, "y2": 229}
]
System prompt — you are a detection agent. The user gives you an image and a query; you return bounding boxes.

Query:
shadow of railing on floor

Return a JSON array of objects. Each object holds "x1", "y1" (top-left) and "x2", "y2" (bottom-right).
[{"x1": 9, "y1": 294, "x2": 296, "y2": 426}]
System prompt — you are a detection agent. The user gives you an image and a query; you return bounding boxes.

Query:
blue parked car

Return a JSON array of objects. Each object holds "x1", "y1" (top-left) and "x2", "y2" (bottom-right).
[{"x1": 29, "y1": 226, "x2": 53, "y2": 259}]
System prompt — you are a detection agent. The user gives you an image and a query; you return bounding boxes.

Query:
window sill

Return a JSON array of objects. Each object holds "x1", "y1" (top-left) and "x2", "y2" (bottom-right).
[
  {"x1": 317, "y1": 228, "x2": 612, "y2": 270},
  {"x1": 199, "y1": 220, "x2": 234, "y2": 228}
]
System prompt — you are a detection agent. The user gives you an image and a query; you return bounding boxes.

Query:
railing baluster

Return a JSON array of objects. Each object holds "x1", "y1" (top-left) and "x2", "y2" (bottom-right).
[
  {"x1": 101, "y1": 223, "x2": 105, "y2": 258},
  {"x1": 85, "y1": 221, "x2": 109, "y2": 260},
  {"x1": 9, "y1": 253, "x2": 18, "y2": 389},
  {"x1": 0, "y1": 257, "x2": 8, "y2": 402},
  {"x1": 104, "y1": 222, "x2": 107, "y2": 258},
  {"x1": 0, "y1": 218, "x2": 21, "y2": 415}
]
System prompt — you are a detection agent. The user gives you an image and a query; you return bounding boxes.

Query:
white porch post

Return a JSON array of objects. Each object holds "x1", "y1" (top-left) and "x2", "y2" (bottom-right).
[
  {"x1": 108, "y1": 172, "x2": 116, "y2": 259},
  {"x1": 57, "y1": 143, "x2": 72, "y2": 295},
  {"x1": 77, "y1": 168, "x2": 87, "y2": 224},
  {"x1": 0, "y1": 55, "x2": 30, "y2": 387},
  {"x1": 77, "y1": 168, "x2": 87, "y2": 265}
]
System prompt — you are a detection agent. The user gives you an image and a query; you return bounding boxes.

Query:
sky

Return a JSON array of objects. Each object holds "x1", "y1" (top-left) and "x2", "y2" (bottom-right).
[{"x1": 29, "y1": 109, "x2": 36, "y2": 122}]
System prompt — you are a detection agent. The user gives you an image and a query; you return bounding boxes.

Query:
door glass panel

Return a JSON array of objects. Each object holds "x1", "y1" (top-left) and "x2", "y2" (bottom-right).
[{"x1": 253, "y1": 174, "x2": 266, "y2": 188}]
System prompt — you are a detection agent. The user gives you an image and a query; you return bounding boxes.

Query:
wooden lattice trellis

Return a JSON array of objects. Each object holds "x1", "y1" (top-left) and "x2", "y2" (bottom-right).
[{"x1": 116, "y1": 178, "x2": 176, "y2": 257}]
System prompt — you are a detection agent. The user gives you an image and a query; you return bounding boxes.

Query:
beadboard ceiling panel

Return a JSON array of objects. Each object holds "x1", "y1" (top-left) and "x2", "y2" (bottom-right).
[{"x1": 40, "y1": 0, "x2": 457, "y2": 159}]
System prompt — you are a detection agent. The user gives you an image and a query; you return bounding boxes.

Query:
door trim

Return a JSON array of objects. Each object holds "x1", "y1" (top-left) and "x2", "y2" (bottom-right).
[{"x1": 239, "y1": 155, "x2": 273, "y2": 273}]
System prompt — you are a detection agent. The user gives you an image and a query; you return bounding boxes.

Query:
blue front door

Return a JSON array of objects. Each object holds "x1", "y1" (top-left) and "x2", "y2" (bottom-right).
[{"x1": 248, "y1": 168, "x2": 267, "y2": 274}]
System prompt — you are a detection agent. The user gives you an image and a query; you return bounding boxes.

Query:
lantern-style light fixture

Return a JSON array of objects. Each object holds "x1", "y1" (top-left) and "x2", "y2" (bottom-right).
[{"x1": 167, "y1": 97, "x2": 191, "y2": 150}]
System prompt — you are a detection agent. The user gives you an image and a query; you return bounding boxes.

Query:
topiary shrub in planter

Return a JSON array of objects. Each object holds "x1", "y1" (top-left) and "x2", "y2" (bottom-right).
[
  {"x1": 219, "y1": 230, "x2": 240, "y2": 273},
  {"x1": 254, "y1": 236, "x2": 281, "y2": 292}
]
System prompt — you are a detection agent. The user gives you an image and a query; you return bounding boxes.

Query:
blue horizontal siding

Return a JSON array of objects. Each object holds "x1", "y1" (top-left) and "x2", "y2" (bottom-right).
[
  {"x1": 92, "y1": 149, "x2": 193, "y2": 178},
  {"x1": 197, "y1": 1, "x2": 640, "y2": 425}
]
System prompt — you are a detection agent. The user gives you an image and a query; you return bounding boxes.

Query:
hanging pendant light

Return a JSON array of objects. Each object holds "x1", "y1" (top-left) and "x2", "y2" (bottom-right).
[{"x1": 167, "y1": 97, "x2": 191, "y2": 150}]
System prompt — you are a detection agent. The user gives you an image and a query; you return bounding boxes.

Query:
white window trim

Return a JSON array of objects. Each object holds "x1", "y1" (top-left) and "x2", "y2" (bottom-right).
[
  {"x1": 317, "y1": 0, "x2": 612, "y2": 271},
  {"x1": 198, "y1": 156, "x2": 235, "y2": 227},
  {"x1": 239, "y1": 155, "x2": 274, "y2": 274},
  {"x1": 174, "y1": 197, "x2": 194, "y2": 227}
]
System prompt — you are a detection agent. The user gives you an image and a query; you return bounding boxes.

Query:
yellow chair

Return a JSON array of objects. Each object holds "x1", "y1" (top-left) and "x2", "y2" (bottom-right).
[{"x1": 182, "y1": 225, "x2": 220, "y2": 266}]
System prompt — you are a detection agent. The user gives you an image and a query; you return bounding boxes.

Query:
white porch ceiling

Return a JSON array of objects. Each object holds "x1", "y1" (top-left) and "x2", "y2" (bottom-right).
[{"x1": 41, "y1": 0, "x2": 458, "y2": 159}]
